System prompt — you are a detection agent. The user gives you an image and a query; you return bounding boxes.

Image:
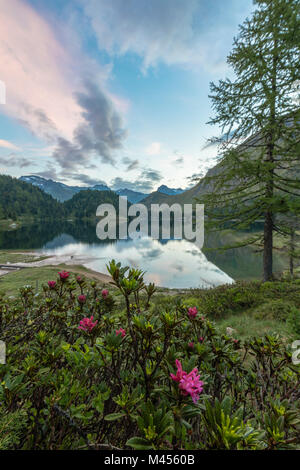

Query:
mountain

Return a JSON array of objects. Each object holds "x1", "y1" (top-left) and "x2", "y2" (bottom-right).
[
  {"x1": 20, "y1": 175, "x2": 189, "y2": 205},
  {"x1": 20, "y1": 175, "x2": 111, "y2": 202},
  {"x1": 157, "y1": 185, "x2": 185, "y2": 195},
  {"x1": 20, "y1": 175, "x2": 146, "y2": 203},
  {"x1": 116, "y1": 188, "x2": 148, "y2": 203},
  {"x1": 142, "y1": 163, "x2": 223, "y2": 208},
  {"x1": 20, "y1": 175, "x2": 81, "y2": 202},
  {"x1": 0, "y1": 174, "x2": 64, "y2": 220},
  {"x1": 92, "y1": 183, "x2": 111, "y2": 192}
]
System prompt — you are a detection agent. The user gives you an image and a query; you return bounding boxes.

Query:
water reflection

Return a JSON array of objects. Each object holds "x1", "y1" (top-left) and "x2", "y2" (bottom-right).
[
  {"x1": 43, "y1": 237, "x2": 234, "y2": 289},
  {"x1": 0, "y1": 220, "x2": 287, "y2": 288}
]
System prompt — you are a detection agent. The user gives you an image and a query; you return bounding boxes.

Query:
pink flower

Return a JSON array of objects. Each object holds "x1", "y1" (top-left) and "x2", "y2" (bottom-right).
[
  {"x1": 188, "y1": 307, "x2": 198, "y2": 319},
  {"x1": 116, "y1": 328, "x2": 126, "y2": 338},
  {"x1": 78, "y1": 295, "x2": 86, "y2": 304},
  {"x1": 170, "y1": 359, "x2": 185, "y2": 382},
  {"x1": 199, "y1": 337, "x2": 204, "y2": 343},
  {"x1": 101, "y1": 289, "x2": 109, "y2": 299},
  {"x1": 78, "y1": 316, "x2": 98, "y2": 333},
  {"x1": 48, "y1": 281, "x2": 56, "y2": 289},
  {"x1": 58, "y1": 271, "x2": 69, "y2": 280},
  {"x1": 76, "y1": 276, "x2": 84, "y2": 284},
  {"x1": 188, "y1": 342, "x2": 194, "y2": 349},
  {"x1": 170, "y1": 360, "x2": 204, "y2": 403}
]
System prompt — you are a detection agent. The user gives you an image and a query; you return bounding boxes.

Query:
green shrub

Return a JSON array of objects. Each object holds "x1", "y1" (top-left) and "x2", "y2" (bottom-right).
[
  {"x1": 0, "y1": 262, "x2": 299, "y2": 450},
  {"x1": 287, "y1": 307, "x2": 300, "y2": 337},
  {"x1": 0, "y1": 406, "x2": 28, "y2": 450},
  {"x1": 254, "y1": 300, "x2": 296, "y2": 321}
]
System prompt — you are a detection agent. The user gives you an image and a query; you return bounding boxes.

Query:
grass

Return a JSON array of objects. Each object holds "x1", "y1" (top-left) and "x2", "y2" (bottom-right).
[
  {"x1": 0, "y1": 250, "x2": 49, "y2": 264},
  {"x1": 215, "y1": 311, "x2": 291, "y2": 340},
  {"x1": 0, "y1": 264, "x2": 110, "y2": 296}
]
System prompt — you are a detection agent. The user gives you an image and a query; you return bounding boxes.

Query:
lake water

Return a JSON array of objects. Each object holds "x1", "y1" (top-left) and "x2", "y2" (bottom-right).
[{"x1": 0, "y1": 220, "x2": 287, "y2": 288}]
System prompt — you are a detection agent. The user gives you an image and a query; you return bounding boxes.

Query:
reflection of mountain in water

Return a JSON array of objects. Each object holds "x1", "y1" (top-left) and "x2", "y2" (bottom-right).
[{"x1": 0, "y1": 220, "x2": 287, "y2": 282}]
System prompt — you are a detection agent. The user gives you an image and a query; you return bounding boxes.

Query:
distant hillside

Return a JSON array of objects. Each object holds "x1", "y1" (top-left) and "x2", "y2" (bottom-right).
[
  {"x1": 157, "y1": 185, "x2": 185, "y2": 195},
  {"x1": 64, "y1": 189, "x2": 120, "y2": 218},
  {"x1": 143, "y1": 127, "x2": 300, "y2": 210},
  {"x1": 20, "y1": 175, "x2": 147, "y2": 203},
  {"x1": 0, "y1": 174, "x2": 64, "y2": 220},
  {"x1": 116, "y1": 188, "x2": 148, "y2": 203},
  {"x1": 142, "y1": 164, "x2": 222, "y2": 208},
  {"x1": 20, "y1": 175, "x2": 189, "y2": 204},
  {"x1": 0, "y1": 175, "x2": 127, "y2": 222},
  {"x1": 20, "y1": 175, "x2": 110, "y2": 202}
]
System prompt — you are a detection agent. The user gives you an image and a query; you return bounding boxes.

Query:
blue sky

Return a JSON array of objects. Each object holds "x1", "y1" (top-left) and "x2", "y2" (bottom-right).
[{"x1": 0, "y1": 0, "x2": 254, "y2": 192}]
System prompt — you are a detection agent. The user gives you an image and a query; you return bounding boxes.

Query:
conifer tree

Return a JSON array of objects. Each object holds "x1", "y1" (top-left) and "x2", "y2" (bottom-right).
[{"x1": 202, "y1": 0, "x2": 300, "y2": 281}]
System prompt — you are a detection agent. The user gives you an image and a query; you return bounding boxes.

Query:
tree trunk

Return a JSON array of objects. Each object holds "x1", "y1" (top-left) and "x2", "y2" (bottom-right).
[
  {"x1": 262, "y1": 33, "x2": 278, "y2": 283},
  {"x1": 263, "y1": 210, "x2": 273, "y2": 281},
  {"x1": 289, "y1": 228, "x2": 295, "y2": 278}
]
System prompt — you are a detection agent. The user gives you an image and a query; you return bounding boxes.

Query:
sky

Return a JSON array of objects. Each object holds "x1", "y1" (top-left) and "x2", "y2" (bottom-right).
[{"x1": 0, "y1": 0, "x2": 254, "y2": 193}]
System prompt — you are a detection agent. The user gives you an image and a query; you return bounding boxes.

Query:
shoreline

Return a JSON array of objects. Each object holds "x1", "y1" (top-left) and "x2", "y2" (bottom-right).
[
  {"x1": 0, "y1": 250, "x2": 196, "y2": 294},
  {"x1": 0, "y1": 250, "x2": 112, "y2": 283}
]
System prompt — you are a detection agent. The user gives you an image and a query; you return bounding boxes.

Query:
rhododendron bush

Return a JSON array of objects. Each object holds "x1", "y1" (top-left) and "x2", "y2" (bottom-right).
[{"x1": 0, "y1": 260, "x2": 299, "y2": 450}]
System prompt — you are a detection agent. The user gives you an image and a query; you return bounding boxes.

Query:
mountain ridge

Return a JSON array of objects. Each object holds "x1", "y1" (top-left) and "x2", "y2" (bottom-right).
[{"x1": 20, "y1": 175, "x2": 188, "y2": 204}]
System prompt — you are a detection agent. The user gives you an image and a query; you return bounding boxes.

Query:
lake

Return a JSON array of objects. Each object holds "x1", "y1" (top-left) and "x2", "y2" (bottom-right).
[{"x1": 0, "y1": 220, "x2": 287, "y2": 288}]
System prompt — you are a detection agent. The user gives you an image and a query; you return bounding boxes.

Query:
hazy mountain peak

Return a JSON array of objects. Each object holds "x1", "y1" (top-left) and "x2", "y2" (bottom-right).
[{"x1": 157, "y1": 185, "x2": 185, "y2": 195}]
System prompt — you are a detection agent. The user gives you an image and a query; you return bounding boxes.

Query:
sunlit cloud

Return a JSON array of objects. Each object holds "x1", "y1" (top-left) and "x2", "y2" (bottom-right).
[
  {"x1": 0, "y1": 139, "x2": 20, "y2": 151},
  {"x1": 0, "y1": 0, "x2": 128, "y2": 174},
  {"x1": 79, "y1": 0, "x2": 253, "y2": 73},
  {"x1": 146, "y1": 142, "x2": 162, "y2": 156}
]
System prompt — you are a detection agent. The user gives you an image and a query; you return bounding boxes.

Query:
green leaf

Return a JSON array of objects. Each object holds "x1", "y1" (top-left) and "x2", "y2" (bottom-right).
[
  {"x1": 104, "y1": 412, "x2": 126, "y2": 421},
  {"x1": 126, "y1": 437, "x2": 153, "y2": 450}
]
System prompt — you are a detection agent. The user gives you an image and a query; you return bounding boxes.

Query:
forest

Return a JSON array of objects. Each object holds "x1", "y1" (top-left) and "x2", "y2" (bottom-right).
[{"x1": 0, "y1": 175, "x2": 120, "y2": 221}]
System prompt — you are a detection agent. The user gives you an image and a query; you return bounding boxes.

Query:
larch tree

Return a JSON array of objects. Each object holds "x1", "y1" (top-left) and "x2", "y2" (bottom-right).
[{"x1": 201, "y1": 0, "x2": 300, "y2": 281}]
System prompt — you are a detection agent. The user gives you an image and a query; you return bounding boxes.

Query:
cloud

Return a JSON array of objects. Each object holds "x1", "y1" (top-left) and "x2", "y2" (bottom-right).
[
  {"x1": 0, "y1": 0, "x2": 82, "y2": 141},
  {"x1": 0, "y1": 0, "x2": 127, "y2": 174},
  {"x1": 173, "y1": 152, "x2": 184, "y2": 166},
  {"x1": 65, "y1": 173, "x2": 108, "y2": 187},
  {"x1": 0, "y1": 152, "x2": 33, "y2": 168},
  {"x1": 111, "y1": 168, "x2": 162, "y2": 193},
  {"x1": 50, "y1": 81, "x2": 127, "y2": 171},
  {"x1": 122, "y1": 157, "x2": 139, "y2": 171},
  {"x1": 141, "y1": 169, "x2": 161, "y2": 182},
  {"x1": 79, "y1": 0, "x2": 253, "y2": 72},
  {"x1": 32, "y1": 166, "x2": 59, "y2": 181},
  {"x1": 186, "y1": 172, "x2": 205, "y2": 186},
  {"x1": 0, "y1": 140, "x2": 20, "y2": 151},
  {"x1": 146, "y1": 142, "x2": 162, "y2": 156},
  {"x1": 31, "y1": 166, "x2": 108, "y2": 188}
]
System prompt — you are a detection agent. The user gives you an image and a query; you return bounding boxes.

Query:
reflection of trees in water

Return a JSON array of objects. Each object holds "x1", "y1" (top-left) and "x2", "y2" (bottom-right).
[
  {"x1": 0, "y1": 220, "x2": 117, "y2": 250},
  {"x1": 0, "y1": 220, "x2": 287, "y2": 281},
  {"x1": 203, "y1": 230, "x2": 286, "y2": 281}
]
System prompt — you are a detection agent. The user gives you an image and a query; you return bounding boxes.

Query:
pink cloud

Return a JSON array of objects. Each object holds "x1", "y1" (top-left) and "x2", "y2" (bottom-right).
[
  {"x1": 0, "y1": 0, "x2": 128, "y2": 166},
  {"x1": 0, "y1": 139, "x2": 20, "y2": 150},
  {"x1": 0, "y1": 0, "x2": 83, "y2": 141}
]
